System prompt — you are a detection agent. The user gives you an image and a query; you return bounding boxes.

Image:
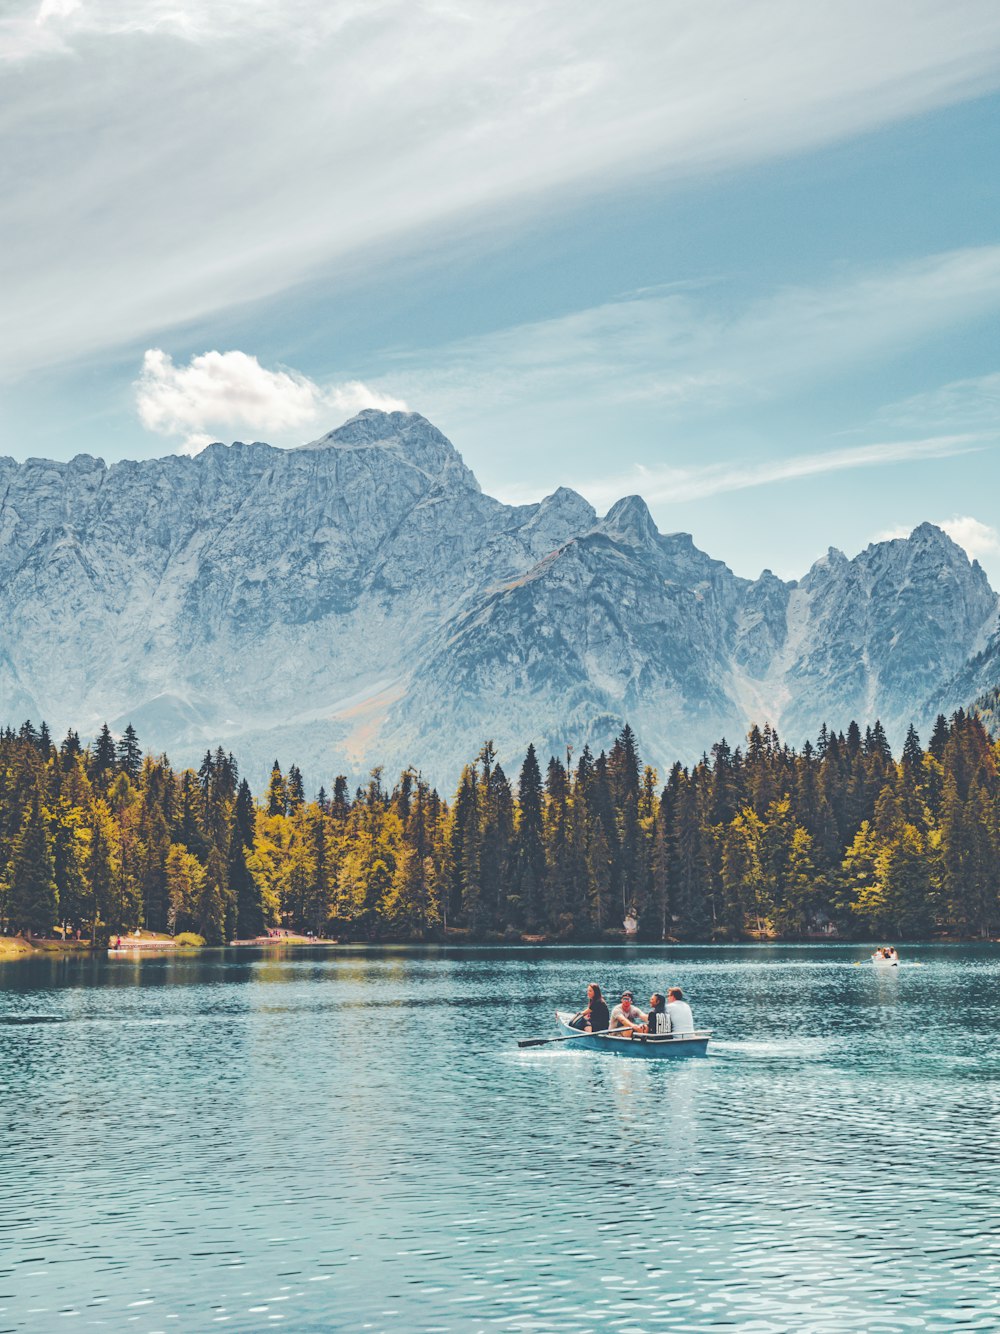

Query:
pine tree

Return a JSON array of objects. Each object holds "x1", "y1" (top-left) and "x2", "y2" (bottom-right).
[
  {"x1": 117, "y1": 724, "x2": 142, "y2": 782},
  {"x1": 87, "y1": 808, "x2": 116, "y2": 941},
  {"x1": 197, "y1": 845, "x2": 230, "y2": 944},
  {"x1": 513, "y1": 744, "x2": 547, "y2": 931},
  {"x1": 448, "y1": 766, "x2": 482, "y2": 931},
  {"x1": 8, "y1": 793, "x2": 57, "y2": 934},
  {"x1": 51, "y1": 801, "x2": 88, "y2": 935},
  {"x1": 287, "y1": 765, "x2": 305, "y2": 810},
  {"x1": 267, "y1": 762, "x2": 287, "y2": 817},
  {"x1": 91, "y1": 724, "x2": 117, "y2": 787}
]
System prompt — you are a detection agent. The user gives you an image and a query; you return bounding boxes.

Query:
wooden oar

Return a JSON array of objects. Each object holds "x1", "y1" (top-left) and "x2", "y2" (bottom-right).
[
  {"x1": 517, "y1": 1026, "x2": 618, "y2": 1048},
  {"x1": 518, "y1": 1026, "x2": 713, "y2": 1048}
]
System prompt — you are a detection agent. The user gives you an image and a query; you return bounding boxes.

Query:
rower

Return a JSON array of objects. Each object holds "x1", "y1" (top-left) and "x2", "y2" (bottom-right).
[
  {"x1": 610, "y1": 990, "x2": 646, "y2": 1036},
  {"x1": 665, "y1": 987, "x2": 694, "y2": 1034}
]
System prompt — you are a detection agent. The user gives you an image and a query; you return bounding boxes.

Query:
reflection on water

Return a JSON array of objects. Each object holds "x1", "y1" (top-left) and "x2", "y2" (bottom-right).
[{"x1": 1, "y1": 944, "x2": 998, "y2": 1332}]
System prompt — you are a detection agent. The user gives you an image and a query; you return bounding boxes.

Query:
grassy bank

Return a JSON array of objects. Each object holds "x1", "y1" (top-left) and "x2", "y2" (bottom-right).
[
  {"x1": 0, "y1": 936, "x2": 35, "y2": 958},
  {"x1": 0, "y1": 936, "x2": 96, "y2": 958}
]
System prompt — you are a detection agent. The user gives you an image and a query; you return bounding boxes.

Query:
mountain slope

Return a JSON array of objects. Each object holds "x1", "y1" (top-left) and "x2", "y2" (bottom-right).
[{"x1": 0, "y1": 410, "x2": 996, "y2": 787}]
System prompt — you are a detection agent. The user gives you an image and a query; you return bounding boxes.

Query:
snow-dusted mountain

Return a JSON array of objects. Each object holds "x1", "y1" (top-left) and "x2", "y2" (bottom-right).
[{"x1": 1, "y1": 410, "x2": 996, "y2": 788}]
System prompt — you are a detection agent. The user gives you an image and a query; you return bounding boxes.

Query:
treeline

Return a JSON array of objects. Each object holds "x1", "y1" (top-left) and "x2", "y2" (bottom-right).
[{"x1": 0, "y1": 713, "x2": 998, "y2": 944}]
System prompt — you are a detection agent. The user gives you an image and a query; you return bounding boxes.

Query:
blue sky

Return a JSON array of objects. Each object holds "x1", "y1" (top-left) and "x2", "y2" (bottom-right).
[{"x1": 2, "y1": 1, "x2": 999, "y2": 584}]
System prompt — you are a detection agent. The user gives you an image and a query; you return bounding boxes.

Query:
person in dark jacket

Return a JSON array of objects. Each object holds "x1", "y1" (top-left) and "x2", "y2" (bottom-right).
[
  {"x1": 570, "y1": 982, "x2": 610, "y2": 1032},
  {"x1": 645, "y1": 993, "x2": 669, "y2": 1036}
]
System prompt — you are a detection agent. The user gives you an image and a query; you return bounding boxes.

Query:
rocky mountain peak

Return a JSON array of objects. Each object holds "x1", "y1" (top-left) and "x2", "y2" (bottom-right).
[
  {"x1": 909, "y1": 521, "x2": 953, "y2": 546},
  {"x1": 600, "y1": 494, "x2": 661, "y2": 548},
  {"x1": 300, "y1": 409, "x2": 480, "y2": 492}
]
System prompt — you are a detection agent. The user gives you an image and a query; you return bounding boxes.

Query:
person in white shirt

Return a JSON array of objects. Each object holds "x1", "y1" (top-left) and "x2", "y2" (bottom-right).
[
  {"x1": 665, "y1": 987, "x2": 695, "y2": 1034},
  {"x1": 609, "y1": 991, "x2": 647, "y2": 1035}
]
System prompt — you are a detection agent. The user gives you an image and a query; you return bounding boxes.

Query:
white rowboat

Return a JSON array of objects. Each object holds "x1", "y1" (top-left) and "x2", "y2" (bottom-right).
[{"x1": 872, "y1": 951, "x2": 899, "y2": 967}]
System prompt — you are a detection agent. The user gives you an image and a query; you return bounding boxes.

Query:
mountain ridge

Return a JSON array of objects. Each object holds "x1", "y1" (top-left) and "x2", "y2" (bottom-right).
[{"x1": 1, "y1": 408, "x2": 996, "y2": 788}]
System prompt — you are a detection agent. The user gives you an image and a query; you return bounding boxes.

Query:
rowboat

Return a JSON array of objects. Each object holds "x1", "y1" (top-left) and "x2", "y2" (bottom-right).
[
  {"x1": 871, "y1": 951, "x2": 899, "y2": 967},
  {"x1": 554, "y1": 1010, "x2": 710, "y2": 1058}
]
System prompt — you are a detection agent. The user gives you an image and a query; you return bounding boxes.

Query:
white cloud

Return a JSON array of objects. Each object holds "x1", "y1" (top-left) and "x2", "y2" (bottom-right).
[
  {"x1": 575, "y1": 436, "x2": 983, "y2": 511},
  {"x1": 324, "y1": 380, "x2": 409, "y2": 418},
  {"x1": 135, "y1": 349, "x2": 406, "y2": 453},
  {"x1": 3, "y1": 2, "x2": 1000, "y2": 374},
  {"x1": 871, "y1": 524, "x2": 913, "y2": 544},
  {"x1": 939, "y1": 516, "x2": 1000, "y2": 562}
]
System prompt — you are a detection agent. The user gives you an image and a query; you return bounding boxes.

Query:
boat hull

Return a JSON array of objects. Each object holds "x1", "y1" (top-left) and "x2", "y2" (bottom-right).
[{"x1": 555, "y1": 1011, "x2": 709, "y2": 1058}]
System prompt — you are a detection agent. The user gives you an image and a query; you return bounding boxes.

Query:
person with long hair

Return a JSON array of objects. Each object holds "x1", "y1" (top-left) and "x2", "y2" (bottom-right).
[{"x1": 570, "y1": 982, "x2": 610, "y2": 1032}]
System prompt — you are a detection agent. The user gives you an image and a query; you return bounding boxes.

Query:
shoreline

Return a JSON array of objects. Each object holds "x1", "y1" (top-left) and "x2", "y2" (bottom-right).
[{"x1": 2, "y1": 934, "x2": 996, "y2": 962}]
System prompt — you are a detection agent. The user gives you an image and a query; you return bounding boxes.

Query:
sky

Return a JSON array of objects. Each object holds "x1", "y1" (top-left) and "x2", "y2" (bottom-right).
[{"x1": 2, "y1": 0, "x2": 1000, "y2": 584}]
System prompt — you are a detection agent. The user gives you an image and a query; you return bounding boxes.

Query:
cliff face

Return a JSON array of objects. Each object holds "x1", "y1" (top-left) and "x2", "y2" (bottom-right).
[{"x1": 1, "y1": 410, "x2": 996, "y2": 787}]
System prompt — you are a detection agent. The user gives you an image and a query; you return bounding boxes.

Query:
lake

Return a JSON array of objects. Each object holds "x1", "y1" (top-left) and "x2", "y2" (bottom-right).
[{"x1": 1, "y1": 944, "x2": 998, "y2": 1333}]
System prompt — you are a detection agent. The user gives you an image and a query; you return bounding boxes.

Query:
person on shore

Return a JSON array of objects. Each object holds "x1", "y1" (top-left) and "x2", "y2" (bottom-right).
[
  {"x1": 570, "y1": 983, "x2": 610, "y2": 1033},
  {"x1": 665, "y1": 987, "x2": 694, "y2": 1034},
  {"x1": 610, "y1": 991, "x2": 647, "y2": 1035},
  {"x1": 645, "y1": 993, "x2": 669, "y2": 1036}
]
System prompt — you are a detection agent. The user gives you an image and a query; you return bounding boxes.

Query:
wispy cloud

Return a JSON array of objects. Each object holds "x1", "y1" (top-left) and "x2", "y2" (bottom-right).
[
  {"x1": 390, "y1": 244, "x2": 1000, "y2": 422},
  {"x1": 4, "y1": 2, "x2": 1000, "y2": 374},
  {"x1": 878, "y1": 371, "x2": 1000, "y2": 433},
  {"x1": 571, "y1": 435, "x2": 984, "y2": 511},
  {"x1": 1, "y1": 0, "x2": 321, "y2": 60},
  {"x1": 135, "y1": 349, "x2": 406, "y2": 454}
]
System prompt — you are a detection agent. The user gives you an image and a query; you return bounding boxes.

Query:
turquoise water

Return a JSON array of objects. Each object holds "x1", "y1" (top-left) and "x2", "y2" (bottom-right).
[{"x1": 1, "y1": 944, "x2": 998, "y2": 1333}]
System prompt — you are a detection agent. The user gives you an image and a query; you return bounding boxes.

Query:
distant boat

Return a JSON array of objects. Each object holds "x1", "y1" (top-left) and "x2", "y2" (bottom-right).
[
  {"x1": 554, "y1": 1010, "x2": 710, "y2": 1058},
  {"x1": 107, "y1": 937, "x2": 177, "y2": 956},
  {"x1": 872, "y1": 948, "x2": 899, "y2": 967}
]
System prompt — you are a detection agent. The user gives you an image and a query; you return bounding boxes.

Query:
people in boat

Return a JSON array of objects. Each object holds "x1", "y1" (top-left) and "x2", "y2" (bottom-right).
[
  {"x1": 610, "y1": 991, "x2": 647, "y2": 1035},
  {"x1": 644, "y1": 993, "x2": 669, "y2": 1036},
  {"x1": 570, "y1": 983, "x2": 610, "y2": 1033},
  {"x1": 665, "y1": 987, "x2": 695, "y2": 1034}
]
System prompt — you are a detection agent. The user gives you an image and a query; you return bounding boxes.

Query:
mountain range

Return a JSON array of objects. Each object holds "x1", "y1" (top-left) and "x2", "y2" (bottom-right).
[{"x1": 2, "y1": 409, "x2": 997, "y2": 789}]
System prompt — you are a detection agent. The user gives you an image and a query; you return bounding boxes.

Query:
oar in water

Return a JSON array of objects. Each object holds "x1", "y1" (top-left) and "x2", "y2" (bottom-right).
[{"x1": 517, "y1": 1026, "x2": 618, "y2": 1048}]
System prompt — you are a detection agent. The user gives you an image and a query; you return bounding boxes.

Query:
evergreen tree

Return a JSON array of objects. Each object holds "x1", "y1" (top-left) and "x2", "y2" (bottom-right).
[
  {"x1": 512, "y1": 744, "x2": 546, "y2": 931},
  {"x1": 87, "y1": 808, "x2": 116, "y2": 941},
  {"x1": 117, "y1": 724, "x2": 142, "y2": 782},
  {"x1": 91, "y1": 724, "x2": 117, "y2": 787},
  {"x1": 8, "y1": 793, "x2": 57, "y2": 934},
  {"x1": 52, "y1": 800, "x2": 88, "y2": 936},
  {"x1": 287, "y1": 765, "x2": 305, "y2": 810},
  {"x1": 267, "y1": 762, "x2": 288, "y2": 817}
]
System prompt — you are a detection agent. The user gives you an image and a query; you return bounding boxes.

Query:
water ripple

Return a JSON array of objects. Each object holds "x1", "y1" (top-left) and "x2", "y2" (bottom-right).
[{"x1": 0, "y1": 943, "x2": 998, "y2": 1331}]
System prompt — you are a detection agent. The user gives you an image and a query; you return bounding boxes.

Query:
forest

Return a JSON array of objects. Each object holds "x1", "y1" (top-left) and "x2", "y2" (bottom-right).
[{"x1": 0, "y1": 710, "x2": 998, "y2": 944}]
